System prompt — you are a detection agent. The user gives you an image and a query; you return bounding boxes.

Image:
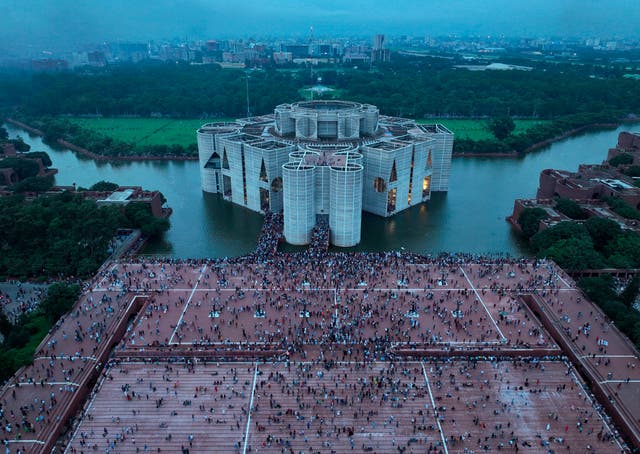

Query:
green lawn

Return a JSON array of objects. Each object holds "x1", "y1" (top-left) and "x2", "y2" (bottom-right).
[
  {"x1": 417, "y1": 119, "x2": 551, "y2": 140},
  {"x1": 69, "y1": 118, "x2": 234, "y2": 148},
  {"x1": 69, "y1": 117, "x2": 551, "y2": 147}
]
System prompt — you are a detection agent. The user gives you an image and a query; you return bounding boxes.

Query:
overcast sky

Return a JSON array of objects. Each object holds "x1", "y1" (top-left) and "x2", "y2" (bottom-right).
[{"x1": 2, "y1": 0, "x2": 639, "y2": 54}]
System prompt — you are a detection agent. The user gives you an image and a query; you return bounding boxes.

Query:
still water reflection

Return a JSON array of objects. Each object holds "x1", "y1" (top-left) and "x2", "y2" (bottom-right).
[{"x1": 5, "y1": 123, "x2": 636, "y2": 258}]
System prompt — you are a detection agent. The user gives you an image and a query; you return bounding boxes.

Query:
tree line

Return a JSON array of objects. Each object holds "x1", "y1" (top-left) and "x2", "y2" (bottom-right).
[
  {"x1": 517, "y1": 201, "x2": 640, "y2": 348},
  {"x1": 0, "y1": 282, "x2": 80, "y2": 382},
  {"x1": 0, "y1": 189, "x2": 169, "y2": 280},
  {"x1": 0, "y1": 184, "x2": 169, "y2": 382},
  {"x1": 518, "y1": 198, "x2": 640, "y2": 270},
  {"x1": 1, "y1": 60, "x2": 638, "y2": 156},
  {"x1": 1, "y1": 58, "x2": 638, "y2": 120},
  {"x1": 453, "y1": 110, "x2": 627, "y2": 154}
]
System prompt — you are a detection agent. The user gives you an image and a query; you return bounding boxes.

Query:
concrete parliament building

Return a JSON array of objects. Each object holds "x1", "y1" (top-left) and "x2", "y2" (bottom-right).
[{"x1": 197, "y1": 100, "x2": 453, "y2": 247}]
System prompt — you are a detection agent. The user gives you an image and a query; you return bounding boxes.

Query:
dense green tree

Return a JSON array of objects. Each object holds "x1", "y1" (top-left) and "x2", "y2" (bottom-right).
[
  {"x1": 605, "y1": 233, "x2": 640, "y2": 268},
  {"x1": 621, "y1": 275, "x2": 640, "y2": 308},
  {"x1": 623, "y1": 166, "x2": 640, "y2": 177},
  {"x1": 0, "y1": 312, "x2": 11, "y2": 338},
  {"x1": 10, "y1": 175, "x2": 54, "y2": 193},
  {"x1": 604, "y1": 197, "x2": 640, "y2": 220},
  {"x1": 585, "y1": 216, "x2": 622, "y2": 251},
  {"x1": 124, "y1": 202, "x2": 170, "y2": 239},
  {"x1": 530, "y1": 221, "x2": 590, "y2": 251},
  {"x1": 555, "y1": 198, "x2": 587, "y2": 220},
  {"x1": 8, "y1": 137, "x2": 30, "y2": 152},
  {"x1": 0, "y1": 191, "x2": 131, "y2": 278},
  {"x1": 609, "y1": 153, "x2": 633, "y2": 167},
  {"x1": 0, "y1": 126, "x2": 8, "y2": 143},
  {"x1": 529, "y1": 217, "x2": 640, "y2": 270},
  {"x1": 89, "y1": 180, "x2": 119, "y2": 191},
  {"x1": 23, "y1": 151, "x2": 52, "y2": 167},
  {"x1": 488, "y1": 117, "x2": 516, "y2": 140},
  {"x1": 539, "y1": 237, "x2": 605, "y2": 270},
  {"x1": 5, "y1": 318, "x2": 32, "y2": 348},
  {"x1": 2, "y1": 59, "x2": 639, "y2": 120},
  {"x1": 0, "y1": 157, "x2": 40, "y2": 179},
  {"x1": 517, "y1": 207, "x2": 548, "y2": 239},
  {"x1": 41, "y1": 283, "x2": 80, "y2": 324}
]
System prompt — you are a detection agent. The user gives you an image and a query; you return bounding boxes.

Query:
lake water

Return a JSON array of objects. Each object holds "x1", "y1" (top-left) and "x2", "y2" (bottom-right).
[{"x1": 5, "y1": 123, "x2": 637, "y2": 258}]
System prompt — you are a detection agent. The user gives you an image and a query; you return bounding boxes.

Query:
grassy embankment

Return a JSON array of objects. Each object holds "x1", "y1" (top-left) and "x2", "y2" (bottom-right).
[
  {"x1": 417, "y1": 119, "x2": 550, "y2": 141},
  {"x1": 69, "y1": 117, "x2": 550, "y2": 146},
  {"x1": 68, "y1": 117, "x2": 234, "y2": 148}
]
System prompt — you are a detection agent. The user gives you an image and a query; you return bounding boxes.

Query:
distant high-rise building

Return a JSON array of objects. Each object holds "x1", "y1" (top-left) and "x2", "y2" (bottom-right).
[
  {"x1": 197, "y1": 100, "x2": 454, "y2": 247},
  {"x1": 372, "y1": 34, "x2": 390, "y2": 63},
  {"x1": 373, "y1": 34, "x2": 385, "y2": 51}
]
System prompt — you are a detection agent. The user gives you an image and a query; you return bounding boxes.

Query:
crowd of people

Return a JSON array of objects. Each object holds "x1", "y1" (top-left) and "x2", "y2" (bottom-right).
[
  {"x1": 0, "y1": 214, "x2": 636, "y2": 452},
  {"x1": 62, "y1": 355, "x2": 623, "y2": 453},
  {"x1": 308, "y1": 218, "x2": 330, "y2": 256},
  {"x1": 0, "y1": 282, "x2": 47, "y2": 323},
  {"x1": 66, "y1": 363, "x2": 254, "y2": 453},
  {"x1": 109, "y1": 251, "x2": 563, "y2": 367},
  {"x1": 0, "y1": 280, "x2": 135, "y2": 451},
  {"x1": 253, "y1": 212, "x2": 283, "y2": 262}
]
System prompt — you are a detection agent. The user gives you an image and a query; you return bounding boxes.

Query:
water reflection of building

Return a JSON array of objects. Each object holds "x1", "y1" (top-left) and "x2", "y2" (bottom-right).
[{"x1": 197, "y1": 100, "x2": 453, "y2": 246}]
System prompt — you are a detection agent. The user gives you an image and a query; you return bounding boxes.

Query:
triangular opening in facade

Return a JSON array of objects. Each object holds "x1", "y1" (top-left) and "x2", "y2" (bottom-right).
[
  {"x1": 222, "y1": 148, "x2": 230, "y2": 169},
  {"x1": 260, "y1": 159, "x2": 268, "y2": 182},
  {"x1": 205, "y1": 152, "x2": 221, "y2": 169},
  {"x1": 389, "y1": 160, "x2": 397, "y2": 183}
]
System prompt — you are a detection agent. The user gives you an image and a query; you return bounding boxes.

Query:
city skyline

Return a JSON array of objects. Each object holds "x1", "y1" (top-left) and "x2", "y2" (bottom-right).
[{"x1": 2, "y1": 0, "x2": 640, "y2": 55}]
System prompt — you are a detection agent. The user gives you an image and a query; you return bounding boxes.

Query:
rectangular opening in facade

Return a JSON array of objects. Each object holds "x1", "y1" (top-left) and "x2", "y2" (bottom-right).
[
  {"x1": 223, "y1": 175, "x2": 232, "y2": 198},
  {"x1": 387, "y1": 188, "x2": 397, "y2": 213},
  {"x1": 241, "y1": 149, "x2": 247, "y2": 205},
  {"x1": 260, "y1": 188, "x2": 270, "y2": 211},
  {"x1": 423, "y1": 176, "x2": 431, "y2": 199},
  {"x1": 408, "y1": 149, "x2": 415, "y2": 205}
]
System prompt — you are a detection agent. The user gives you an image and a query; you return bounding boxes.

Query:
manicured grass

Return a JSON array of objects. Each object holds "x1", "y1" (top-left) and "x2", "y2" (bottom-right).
[
  {"x1": 69, "y1": 117, "x2": 551, "y2": 147},
  {"x1": 69, "y1": 118, "x2": 234, "y2": 148},
  {"x1": 417, "y1": 119, "x2": 551, "y2": 140}
]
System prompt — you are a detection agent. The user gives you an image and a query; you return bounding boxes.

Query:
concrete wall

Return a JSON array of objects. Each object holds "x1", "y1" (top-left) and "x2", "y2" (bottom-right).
[
  {"x1": 283, "y1": 163, "x2": 316, "y2": 245},
  {"x1": 329, "y1": 164, "x2": 363, "y2": 247},
  {"x1": 424, "y1": 125, "x2": 454, "y2": 192},
  {"x1": 361, "y1": 145, "x2": 394, "y2": 217}
]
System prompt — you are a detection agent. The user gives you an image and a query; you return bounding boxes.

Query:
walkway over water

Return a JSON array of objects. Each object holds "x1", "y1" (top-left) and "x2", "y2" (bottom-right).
[
  {"x1": 308, "y1": 217, "x2": 330, "y2": 255},
  {"x1": 253, "y1": 212, "x2": 283, "y2": 262}
]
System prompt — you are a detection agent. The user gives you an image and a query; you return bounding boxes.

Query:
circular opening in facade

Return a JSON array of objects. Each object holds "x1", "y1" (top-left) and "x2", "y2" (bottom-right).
[
  {"x1": 373, "y1": 177, "x2": 386, "y2": 192},
  {"x1": 271, "y1": 177, "x2": 283, "y2": 192}
]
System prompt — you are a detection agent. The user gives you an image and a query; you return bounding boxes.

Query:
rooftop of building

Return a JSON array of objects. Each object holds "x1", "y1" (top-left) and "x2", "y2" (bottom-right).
[
  {"x1": 513, "y1": 197, "x2": 640, "y2": 233},
  {"x1": 98, "y1": 188, "x2": 135, "y2": 203},
  {"x1": 291, "y1": 99, "x2": 363, "y2": 111},
  {"x1": 198, "y1": 102, "x2": 451, "y2": 151},
  {"x1": 543, "y1": 165, "x2": 640, "y2": 196}
]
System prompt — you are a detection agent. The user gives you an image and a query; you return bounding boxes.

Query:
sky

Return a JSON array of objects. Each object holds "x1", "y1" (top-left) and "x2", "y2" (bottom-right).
[{"x1": 1, "y1": 0, "x2": 639, "y2": 54}]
